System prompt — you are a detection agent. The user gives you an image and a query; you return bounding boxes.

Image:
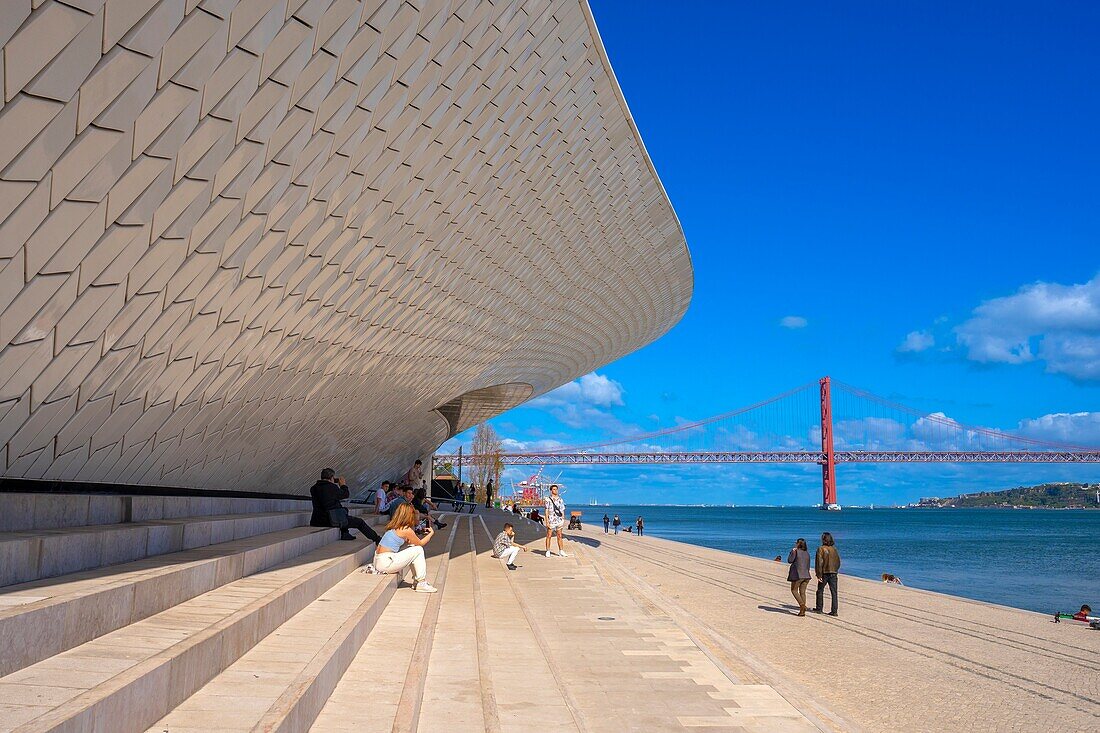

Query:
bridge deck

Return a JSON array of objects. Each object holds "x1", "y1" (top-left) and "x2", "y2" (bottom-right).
[{"x1": 438, "y1": 450, "x2": 1100, "y2": 464}]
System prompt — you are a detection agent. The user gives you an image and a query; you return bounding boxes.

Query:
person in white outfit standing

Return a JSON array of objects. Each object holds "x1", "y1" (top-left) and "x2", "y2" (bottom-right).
[
  {"x1": 543, "y1": 484, "x2": 569, "y2": 558},
  {"x1": 370, "y1": 504, "x2": 438, "y2": 592},
  {"x1": 492, "y1": 523, "x2": 527, "y2": 570}
]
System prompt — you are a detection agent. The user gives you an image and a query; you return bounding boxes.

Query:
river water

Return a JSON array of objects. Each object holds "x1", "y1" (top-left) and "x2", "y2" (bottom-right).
[{"x1": 583, "y1": 505, "x2": 1099, "y2": 615}]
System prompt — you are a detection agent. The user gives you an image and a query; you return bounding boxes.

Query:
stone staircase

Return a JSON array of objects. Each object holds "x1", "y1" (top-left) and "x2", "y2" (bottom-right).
[{"x1": 0, "y1": 493, "x2": 389, "y2": 733}]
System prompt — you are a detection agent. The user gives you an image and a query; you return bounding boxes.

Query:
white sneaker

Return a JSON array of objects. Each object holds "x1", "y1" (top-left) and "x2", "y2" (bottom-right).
[
  {"x1": 557, "y1": 551, "x2": 570, "y2": 558},
  {"x1": 413, "y1": 581, "x2": 438, "y2": 593},
  {"x1": 544, "y1": 550, "x2": 552, "y2": 558}
]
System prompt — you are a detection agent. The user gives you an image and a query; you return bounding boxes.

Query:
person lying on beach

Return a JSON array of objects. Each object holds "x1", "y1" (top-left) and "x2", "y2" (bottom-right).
[
  {"x1": 1053, "y1": 605, "x2": 1096, "y2": 623},
  {"x1": 881, "y1": 573, "x2": 904, "y2": 585}
]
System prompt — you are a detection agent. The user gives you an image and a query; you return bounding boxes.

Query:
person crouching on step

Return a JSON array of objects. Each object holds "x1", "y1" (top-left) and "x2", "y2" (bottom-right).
[
  {"x1": 369, "y1": 504, "x2": 438, "y2": 593},
  {"x1": 493, "y1": 522, "x2": 527, "y2": 570}
]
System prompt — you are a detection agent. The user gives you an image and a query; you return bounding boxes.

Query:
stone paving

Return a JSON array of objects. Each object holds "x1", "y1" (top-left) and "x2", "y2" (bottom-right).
[
  {"x1": 497, "y1": 519, "x2": 814, "y2": 733},
  {"x1": 575, "y1": 527, "x2": 1100, "y2": 733},
  {"x1": 314, "y1": 510, "x2": 820, "y2": 733}
]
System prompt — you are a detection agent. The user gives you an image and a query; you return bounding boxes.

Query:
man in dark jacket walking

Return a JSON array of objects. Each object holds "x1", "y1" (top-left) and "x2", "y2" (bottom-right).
[
  {"x1": 813, "y1": 531, "x2": 841, "y2": 616},
  {"x1": 309, "y1": 468, "x2": 381, "y2": 543}
]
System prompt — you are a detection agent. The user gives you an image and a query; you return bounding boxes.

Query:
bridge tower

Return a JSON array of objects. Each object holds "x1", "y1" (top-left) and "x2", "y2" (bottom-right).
[{"x1": 819, "y1": 376, "x2": 838, "y2": 508}]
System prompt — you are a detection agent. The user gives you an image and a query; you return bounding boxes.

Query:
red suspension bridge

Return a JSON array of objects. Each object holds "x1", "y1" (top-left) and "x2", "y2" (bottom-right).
[{"x1": 437, "y1": 377, "x2": 1100, "y2": 508}]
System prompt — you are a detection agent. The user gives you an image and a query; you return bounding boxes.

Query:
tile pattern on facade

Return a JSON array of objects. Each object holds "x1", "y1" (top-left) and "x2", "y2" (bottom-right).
[{"x1": 0, "y1": 0, "x2": 692, "y2": 494}]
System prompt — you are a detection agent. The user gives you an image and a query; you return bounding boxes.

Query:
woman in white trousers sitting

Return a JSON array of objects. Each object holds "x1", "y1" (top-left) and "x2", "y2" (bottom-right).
[{"x1": 371, "y1": 504, "x2": 438, "y2": 592}]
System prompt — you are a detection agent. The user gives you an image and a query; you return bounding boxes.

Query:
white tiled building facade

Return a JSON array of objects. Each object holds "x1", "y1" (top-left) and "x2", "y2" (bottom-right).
[{"x1": 0, "y1": 0, "x2": 692, "y2": 494}]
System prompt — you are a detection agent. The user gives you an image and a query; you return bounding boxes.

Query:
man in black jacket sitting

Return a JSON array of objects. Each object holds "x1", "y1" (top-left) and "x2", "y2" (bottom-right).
[{"x1": 309, "y1": 468, "x2": 382, "y2": 543}]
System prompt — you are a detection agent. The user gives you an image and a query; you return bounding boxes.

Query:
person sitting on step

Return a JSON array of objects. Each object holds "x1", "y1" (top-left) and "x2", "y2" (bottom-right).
[
  {"x1": 493, "y1": 523, "x2": 527, "y2": 570},
  {"x1": 369, "y1": 504, "x2": 438, "y2": 593},
  {"x1": 375, "y1": 480, "x2": 393, "y2": 514},
  {"x1": 385, "y1": 485, "x2": 414, "y2": 517},
  {"x1": 413, "y1": 487, "x2": 447, "y2": 530},
  {"x1": 309, "y1": 468, "x2": 381, "y2": 544}
]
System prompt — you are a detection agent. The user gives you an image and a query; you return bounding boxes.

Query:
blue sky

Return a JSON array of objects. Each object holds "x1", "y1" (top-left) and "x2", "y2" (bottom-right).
[{"x1": 443, "y1": 1, "x2": 1100, "y2": 505}]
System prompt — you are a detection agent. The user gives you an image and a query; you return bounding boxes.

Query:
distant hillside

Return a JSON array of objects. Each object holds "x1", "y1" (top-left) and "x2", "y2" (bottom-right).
[{"x1": 920, "y1": 483, "x2": 1100, "y2": 509}]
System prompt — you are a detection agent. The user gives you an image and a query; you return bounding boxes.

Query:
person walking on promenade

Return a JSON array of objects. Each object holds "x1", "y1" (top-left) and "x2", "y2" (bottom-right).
[
  {"x1": 813, "y1": 532, "x2": 841, "y2": 616},
  {"x1": 370, "y1": 504, "x2": 438, "y2": 592},
  {"x1": 636, "y1": 516, "x2": 644, "y2": 536},
  {"x1": 485, "y1": 479, "x2": 495, "y2": 508},
  {"x1": 612, "y1": 514, "x2": 621, "y2": 534},
  {"x1": 603, "y1": 514, "x2": 610, "y2": 533},
  {"x1": 787, "y1": 538, "x2": 812, "y2": 616},
  {"x1": 309, "y1": 469, "x2": 382, "y2": 544},
  {"x1": 544, "y1": 484, "x2": 569, "y2": 557},
  {"x1": 493, "y1": 522, "x2": 527, "y2": 570}
]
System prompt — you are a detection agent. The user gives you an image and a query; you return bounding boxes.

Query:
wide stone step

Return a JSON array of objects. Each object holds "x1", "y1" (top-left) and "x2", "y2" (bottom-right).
[
  {"x1": 0, "y1": 524, "x2": 355, "y2": 677},
  {"x1": 0, "y1": 508, "x2": 374, "y2": 588},
  {"x1": 471, "y1": 515, "x2": 579, "y2": 732},
  {"x1": 146, "y1": 568, "x2": 396, "y2": 733},
  {"x1": 419, "y1": 517, "x2": 485, "y2": 732},
  {"x1": 310, "y1": 515, "x2": 463, "y2": 732},
  {"x1": 0, "y1": 493, "x2": 309, "y2": 532},
  {"x1": 0, "y1": 541, "x2": 371, "y2": 733}
]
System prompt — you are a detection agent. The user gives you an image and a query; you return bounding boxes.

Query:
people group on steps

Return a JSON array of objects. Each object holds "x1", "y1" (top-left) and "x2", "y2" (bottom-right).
[{"x1": 308, "y1": 462, "x2": 569, "y2": 593}]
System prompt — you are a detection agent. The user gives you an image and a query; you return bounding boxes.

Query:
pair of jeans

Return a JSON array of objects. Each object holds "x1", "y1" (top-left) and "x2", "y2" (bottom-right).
[
  {"x1": 497, "y1": 546, "x2": 520, "y2": 565},
  {"x1": 790, "y1": 579, "x2": 809, "y2": 609},
  {"x1": 815, "y1": 573, "x2": 838, "y2": 614},
  {"x1": 374, "y1": 546, "x2": 427, "y2": 581},
  {"x1": 603, "y1": 523, "x2": 609, "y2": 533},
  {"x1": 614, "y1": 525, "x2": 620, "y2": 534}
]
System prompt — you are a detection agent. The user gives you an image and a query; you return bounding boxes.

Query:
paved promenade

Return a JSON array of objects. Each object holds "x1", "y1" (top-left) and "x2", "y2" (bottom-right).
[
  {"x1": 316, "y1": 512, "x2": 817, "y2": 733},
  {"x1": 5, "y1": 503, "x2": 1093, "y2": 732},
  {"x1": 572, "y1": 526, "x2": 1100, "y2": 733}
]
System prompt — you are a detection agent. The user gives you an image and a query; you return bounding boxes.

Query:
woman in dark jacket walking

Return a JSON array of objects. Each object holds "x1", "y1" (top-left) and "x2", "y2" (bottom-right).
[{"x1": 787, "y1": 538, "x2": 812, "y2": 616}]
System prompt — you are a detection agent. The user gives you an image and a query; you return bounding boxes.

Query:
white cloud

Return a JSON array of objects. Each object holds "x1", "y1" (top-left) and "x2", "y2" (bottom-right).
[
  {"x1": 1016, "y1": 412, "x2": 1100, "y2": 447},
  {"x1": 500, "y1": 437, "x2": 567, "y2": 452},
  {"x1": 527, "y1": 372, "x2": 634, "y2": 436},
  {"x1": 835, "y1": 417, "x2": 910, "y2": 449},
  {"x1": 897, "y1": 330, "x2": 935, "y2": 353},
  {"x1": 779, "y1": 315, "x2": 808, "y2": 329},
  {"x1": 532, "y1": 372, "x2": 624, "y2": 409},
  {"x1": 955, "y1": 274, "x2": 1100, "y2": 380}
]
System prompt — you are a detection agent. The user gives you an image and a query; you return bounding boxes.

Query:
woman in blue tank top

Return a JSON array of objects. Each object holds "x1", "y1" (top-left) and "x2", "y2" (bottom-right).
[{"x1": 371, "y1": 504, "x2": 438, "y2": 593}]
